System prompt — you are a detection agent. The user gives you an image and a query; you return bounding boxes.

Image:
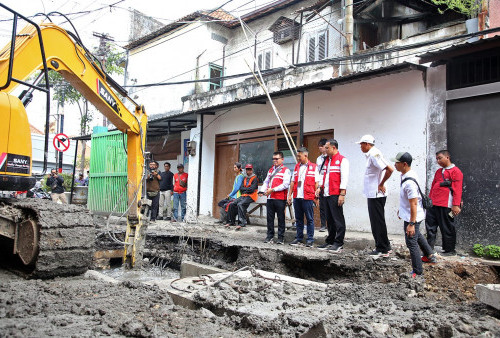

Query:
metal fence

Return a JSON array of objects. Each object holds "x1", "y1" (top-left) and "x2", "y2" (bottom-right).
[{"x1": 87, "y1": 130, "x2": 128, "y2": 215}]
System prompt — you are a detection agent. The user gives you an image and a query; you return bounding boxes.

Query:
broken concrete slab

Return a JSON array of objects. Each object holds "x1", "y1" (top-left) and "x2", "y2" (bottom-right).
[
  {"x1": 476, "y1": 284, "x2": 500, "y2": 310},
  {"x1": 180, "y1": 260, "x2": 227, "y2": 278}
]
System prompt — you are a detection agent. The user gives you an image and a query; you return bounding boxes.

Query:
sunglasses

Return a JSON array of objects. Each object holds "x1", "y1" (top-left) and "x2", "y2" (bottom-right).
[{"x1": 272, "y1": 158, "x2": 280, "y2": 161}]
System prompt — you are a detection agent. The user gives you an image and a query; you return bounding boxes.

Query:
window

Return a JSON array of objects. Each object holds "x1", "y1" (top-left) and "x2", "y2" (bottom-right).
[
  {"x1": 239, "y1": 140, "x2": 275, "y2": 183},
  {"x1": 257, "y1": 49, "x2": 272, "y2": 71},
  {"x1": 209, "y1": 63, "x2": 223, "y2": 90},
  {"x1": 308, "y1": 31, "x2": 328, "y2": 62}
]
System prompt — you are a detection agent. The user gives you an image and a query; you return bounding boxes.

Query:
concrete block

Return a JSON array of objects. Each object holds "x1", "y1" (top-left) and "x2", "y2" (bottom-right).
[
  {"x1": 180, "y1": 260, "x2": 227, "y2": 278},
  {"x1": 476, "y1": 284, "x2": 500, "y2": 310}
]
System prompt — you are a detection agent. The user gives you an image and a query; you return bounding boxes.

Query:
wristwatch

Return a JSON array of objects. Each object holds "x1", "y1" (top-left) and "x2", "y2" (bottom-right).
[{"x1": 409, "y1": 222, "x2": 416, "y2": 226}]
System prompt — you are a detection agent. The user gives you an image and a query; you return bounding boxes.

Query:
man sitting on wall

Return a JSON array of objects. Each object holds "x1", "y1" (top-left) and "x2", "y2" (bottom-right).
[{"x1": 226, "y1": 164, "x2": 259, "y2": 230}]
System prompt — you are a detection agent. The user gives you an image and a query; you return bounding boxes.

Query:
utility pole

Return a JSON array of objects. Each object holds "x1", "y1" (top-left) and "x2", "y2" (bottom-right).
[{"x1": 93, "y1": 32, "x2": 114, "y2": 127}]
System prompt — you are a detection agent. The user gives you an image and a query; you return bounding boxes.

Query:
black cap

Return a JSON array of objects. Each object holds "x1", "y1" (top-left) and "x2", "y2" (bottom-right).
[
  {"x1": 177, "y1": 164, "x2": 184, "y2": 168},
  {"x1": 391, "y1": 152, "x2": 412, "y2": 165}
]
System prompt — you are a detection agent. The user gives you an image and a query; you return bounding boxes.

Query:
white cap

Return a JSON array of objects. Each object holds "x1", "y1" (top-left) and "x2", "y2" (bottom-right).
[{"x1": 356, "y1": 134, "x2": 375, "y2": 144}]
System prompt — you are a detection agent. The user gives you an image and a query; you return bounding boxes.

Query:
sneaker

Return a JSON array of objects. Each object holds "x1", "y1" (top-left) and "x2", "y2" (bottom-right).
[
  {"x1": 410, "y1": 271, "x2": 417, "y2": 279},
  {"x1": 264, "y1": 237, "x2": 274, "y2": 243},
  {"x1": 441, "y1": 250, "x2": 456, "y2": 257},
  {"x1": 166, "y1": 217, "x2": 171, "y2": 221},
  {"x1": 276, "y1": 238, "x2": 284, "y2": 245},
  {"x1": 157, "y1": 216, "x2": 163, "y2": 220},
  {"x1": 327, "y1": 245, "x2": 343, "y2": 253},
  {"x1": 319, "y1": 226, "x2": 327, "y2": 232},
  {"x1": 305, "y1": 241, "x2": 314, "y2": 248},
  {"x1": 422, "y1": 255, "x2": 437, "y2": 263},
  {"x1": 289, "y1": 239, "x2": 302, "y2": 246},
  {"x1": 150, "y1": 219, "x2": 156, "y2": 222},
  {"x1": 369, "y1": 250, "x2": 382, "y2": 257},
  {"x1": 317, "y1": 243, "x2": 331, "y2": 250},
  {"x1": 380, "y1": 250, "x2": 393, "y2": 258}
]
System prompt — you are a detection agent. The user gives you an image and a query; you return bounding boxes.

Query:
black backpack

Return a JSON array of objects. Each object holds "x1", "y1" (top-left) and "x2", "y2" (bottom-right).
[{"x1": 401, "y1": 177, "x2": 433, "y2": 210}]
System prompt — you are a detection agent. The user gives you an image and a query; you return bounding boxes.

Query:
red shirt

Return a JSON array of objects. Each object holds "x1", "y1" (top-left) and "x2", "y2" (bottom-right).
[
  {"x1": 174, "y1": 172, "x2": 188, "y2": 193},
  {"x1": 429, "y1": 165, "x2": 463, "y2": 208}
]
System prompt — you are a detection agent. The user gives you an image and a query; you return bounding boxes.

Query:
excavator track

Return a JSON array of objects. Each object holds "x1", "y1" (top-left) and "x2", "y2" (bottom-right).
[{"x1": 0, "y1": 199, "x2": 95, "y2": 279}]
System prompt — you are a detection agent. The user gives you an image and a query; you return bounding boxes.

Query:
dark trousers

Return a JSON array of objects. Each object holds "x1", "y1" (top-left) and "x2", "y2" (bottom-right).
[
  {"x1": 227, "y1": 196, "x2": 253, "y2": 226},
  {"x1": 319, "y1": 194, "x2": 327, "y2": 228},
  {"x1": 325, "y1": 195, "x2": 346, "y2": 246},
  {"x1": 404, "y1": 221, "x2": 434, "y2": 275},
  {"x1": 367, "y1": 197, "x2": 392, "y2": 253},
  {"x1": 293, "y1": 198, "x2": 315, "y2": 242},
  {"x1": 266, "y1": 199, "x2": 286, "y2": 239},
  {"x1": 147, "y1": 193, "x2": 160, "y2": 220},
  {"x1": 426, "y1": 206, "x2": 456, "y2": 252}
]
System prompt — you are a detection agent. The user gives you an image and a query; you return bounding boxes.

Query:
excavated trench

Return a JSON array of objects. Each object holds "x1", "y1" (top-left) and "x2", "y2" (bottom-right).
[{"x1": 96, "y1": 231, "x2": 408, "y2": 284}]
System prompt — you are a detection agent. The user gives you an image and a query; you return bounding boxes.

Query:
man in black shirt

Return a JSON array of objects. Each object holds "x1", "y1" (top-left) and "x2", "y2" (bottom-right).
[
  {"x1": 158, "y1": 162, "x2": 174, "y2": 220},
  {"x1": 46, "y1": 169, "x2": 67, "y2": 204}
]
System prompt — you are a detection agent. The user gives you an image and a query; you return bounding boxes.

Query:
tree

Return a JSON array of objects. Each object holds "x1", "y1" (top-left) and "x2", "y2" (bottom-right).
[
  {"x1": 430, "y1": 0, "x2": 482, "y2": 18},
  {"x1": 44, "y1": 45, "x2": 126, "y2": 173}
]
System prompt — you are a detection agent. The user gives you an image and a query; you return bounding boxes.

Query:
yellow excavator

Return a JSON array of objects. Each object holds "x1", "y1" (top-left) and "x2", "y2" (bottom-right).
[{"x1": 0, "y1": 4, "x2": 147, "y2": 278}]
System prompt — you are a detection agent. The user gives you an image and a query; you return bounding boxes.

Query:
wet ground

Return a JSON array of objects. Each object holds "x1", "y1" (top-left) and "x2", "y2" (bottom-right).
[{"x1": 1, "y1": 216, "x2": 499, "y2": 337}]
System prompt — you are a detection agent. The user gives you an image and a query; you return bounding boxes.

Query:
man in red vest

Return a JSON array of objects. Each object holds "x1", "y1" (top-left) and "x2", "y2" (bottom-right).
[
  {"x1": 173, "y1": 164, "x2": 188, "y2": 222},
  {"x1": 226, "y1": 164, "x2": 259, "y2": 230},
  {"x1": 260, "y1": 151, "x2": 291, "y2": 244},
  {"x1": 426, "y1": 150, "x2": 463, "y2": 256},
  {"x1": 287, "y1": 147, "x2": 320, "y2": 247},
  {"x1": 317, "y1": 139, "x2": 349, "y2": 253}
]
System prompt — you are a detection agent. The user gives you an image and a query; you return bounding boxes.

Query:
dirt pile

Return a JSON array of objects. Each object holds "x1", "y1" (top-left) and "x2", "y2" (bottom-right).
[
  {"x1": 192, "y1": 272, "x2": 500, "y2": 337},
  {"x1": 0, "y1": 270, "x2": 249, "y2": 337}
]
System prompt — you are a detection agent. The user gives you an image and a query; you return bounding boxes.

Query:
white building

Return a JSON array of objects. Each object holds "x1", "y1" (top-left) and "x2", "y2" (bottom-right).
[{"x1": 126, "y1": 0, "x2": 500, "y2": 244}]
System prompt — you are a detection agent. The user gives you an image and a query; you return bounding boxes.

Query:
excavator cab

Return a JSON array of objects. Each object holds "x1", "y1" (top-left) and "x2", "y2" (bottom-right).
[{"x1": 0, "y1": 93, "x2": 36, "y2": 192}]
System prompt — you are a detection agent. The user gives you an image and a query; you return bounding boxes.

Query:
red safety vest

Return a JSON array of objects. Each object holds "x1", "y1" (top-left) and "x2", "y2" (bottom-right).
[
  {"x1": 267, "y1": 165, "x2": 288, "y2": 200},
  {"x1": 241, "y1": 176, "x2": 258, "y2": 202},
  {"x1": 292, "y1": 161, "x2": 317, "y2": 200},
  {"x1": 174, "y1": 172, "x2": 188, "y2": 193},
  {"x1": 322, "y1": 152, "x2": 344, "y2": 196}
]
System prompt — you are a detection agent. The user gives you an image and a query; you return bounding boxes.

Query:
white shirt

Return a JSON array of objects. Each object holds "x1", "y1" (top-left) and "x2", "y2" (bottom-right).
[
  {"x1": 323, "y1": 156, "x2": 350, "y2": 197},
  {"x1": 363, "y1": 146, "x2": 390, "y2": 198},
  {"x1": 259, "y1": 165, "x2": 291, "y2": 199},
  {"x1": 443, "y1": 164, "x2": 455, "y2": 208},
  {"x1": 293, "y1": 162, "x2": 320, "y2": 199},
  {"x1": 316, "y1": 154, "x2": 327, "y2": 175},
  {"x1": 399, "y1": 169, "x2": 426, "y2": 223}
]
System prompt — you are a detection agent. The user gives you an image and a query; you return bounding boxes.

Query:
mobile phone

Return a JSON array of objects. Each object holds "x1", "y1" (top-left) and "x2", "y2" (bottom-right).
[{"x1": 449, "y1": 211, "x2": 454, "y2": 218}]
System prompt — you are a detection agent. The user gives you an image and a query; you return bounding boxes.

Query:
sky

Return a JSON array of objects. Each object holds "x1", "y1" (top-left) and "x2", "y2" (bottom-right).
[{"x1": 0, "y1": 0, "x2": 270, "y2": 135}]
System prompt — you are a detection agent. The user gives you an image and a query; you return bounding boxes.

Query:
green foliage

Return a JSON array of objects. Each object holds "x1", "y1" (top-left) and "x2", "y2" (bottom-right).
[
  {"x1": 430, "y1": 0, "x2": 482, "y2": 18},
  {"x1": 41, "y1": 172, "x2": 75, "y2": 192},
  {"x1": 473, "y1": 244, "x2": 500, "y2": 259}
]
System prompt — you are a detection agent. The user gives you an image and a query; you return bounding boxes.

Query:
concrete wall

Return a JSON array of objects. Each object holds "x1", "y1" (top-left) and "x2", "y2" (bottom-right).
[{"x1": 189, "y1": 70, "x2": 428, "y2": 234}]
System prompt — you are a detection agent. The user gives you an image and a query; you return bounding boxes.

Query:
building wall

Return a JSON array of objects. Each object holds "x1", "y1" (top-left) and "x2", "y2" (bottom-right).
[
  {"x1": 127, "y1": 22, "x2": 230, "y2": 116},
  {"x1": 191, "y1": 70, "x2": 428, "y2": 234},
  {"x1": 32, "y1": 134, "x2": 76, "y2": 174}
]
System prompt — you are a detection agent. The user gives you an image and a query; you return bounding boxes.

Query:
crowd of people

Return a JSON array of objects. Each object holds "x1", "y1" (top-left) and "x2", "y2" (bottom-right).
[
  {"x1": 145, "y1": 161, "x2": 188, "y2": 222},
  {"x1": 217, "y1": 135, "x2": 463, "y2": 278}
]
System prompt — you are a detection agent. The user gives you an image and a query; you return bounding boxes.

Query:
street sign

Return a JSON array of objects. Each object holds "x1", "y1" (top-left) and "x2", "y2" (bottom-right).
[{"x1": 53, "y1": 133, "x2": 70, "y2": 152}]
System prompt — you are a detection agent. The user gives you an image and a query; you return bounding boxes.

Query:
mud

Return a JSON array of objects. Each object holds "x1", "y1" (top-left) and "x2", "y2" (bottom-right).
[
  {"x1": 1, "y1": 219, "x2": 499, "y2": 337},
  {"x1": 0, "y1": 270, "x2": 248, "y2": 337}
]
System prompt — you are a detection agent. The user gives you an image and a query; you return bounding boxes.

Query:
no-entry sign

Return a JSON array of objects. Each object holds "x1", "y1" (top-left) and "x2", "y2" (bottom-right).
[{"x1": 53, "y1": 133, "x2": 70, "y2": 152}]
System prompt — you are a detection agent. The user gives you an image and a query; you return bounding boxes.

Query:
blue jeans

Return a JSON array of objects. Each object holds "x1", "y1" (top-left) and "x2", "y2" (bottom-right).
[
  {"x1": 404, "y1": 221, "x2": 434, "y2": 275},
  {"x1": 293, "y1": 198, "x2": 315, "y2": 243},
  {"x1": 173, "y1": 192, "x2": 186, "y2": 221}
]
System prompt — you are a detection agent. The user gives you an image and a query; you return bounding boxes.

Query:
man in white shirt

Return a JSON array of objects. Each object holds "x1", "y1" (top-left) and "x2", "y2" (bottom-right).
[
  {"x1": 260, "y1": 151, "x2": 291, "y2": 245},
  {"x1": 316, "y1": 139, "x2": 349, "y2": 253},
  {"x1": 356, "y1": 134, "x2": 394, "y2": 257},
  {"x1": 316, "y1": 138, "x2": 328, "y2": 232},
  {"x1": 393, "y1": 152, "x2": 435, "y2": 278}
]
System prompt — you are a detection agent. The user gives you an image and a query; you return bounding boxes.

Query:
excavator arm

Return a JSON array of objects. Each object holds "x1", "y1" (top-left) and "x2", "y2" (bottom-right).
[{"x1": 0, "y1": 9, "x2": 147, "y2": 268}]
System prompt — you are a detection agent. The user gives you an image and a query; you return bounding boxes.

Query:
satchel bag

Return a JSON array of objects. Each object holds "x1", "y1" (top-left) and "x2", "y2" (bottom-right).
[{"x1": 401, "y1": 177, "x2": 433, "y2": 210}]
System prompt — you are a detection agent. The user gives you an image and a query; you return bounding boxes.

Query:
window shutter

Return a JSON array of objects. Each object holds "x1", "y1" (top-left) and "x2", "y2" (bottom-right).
[
  {"x1": 257, "y1": 54, "x2": 263, "y2": 70},
  {"x1": 265, "y1": 51, "x2": 271, "y2": 70},
  {"x1": 308, "y1": 36, "x2": 316, "y2": 62},
  {"x1": 318, "y1": 33, "x2": 326, "y2": 60}
]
